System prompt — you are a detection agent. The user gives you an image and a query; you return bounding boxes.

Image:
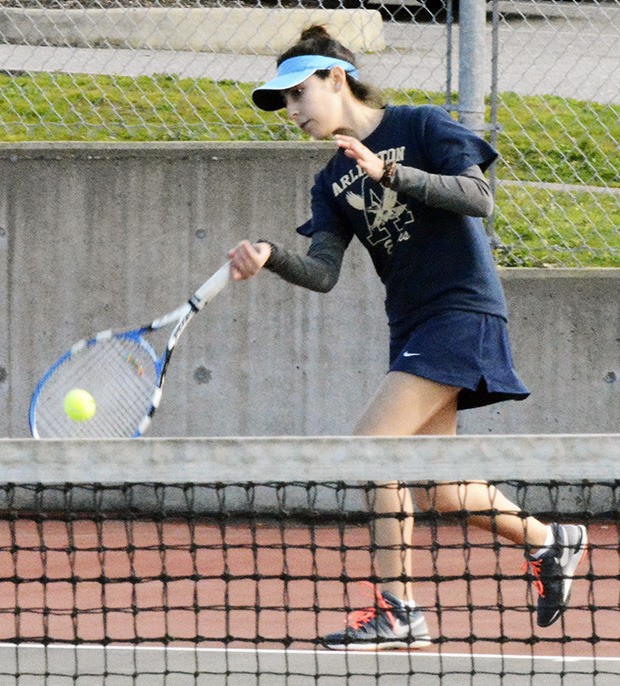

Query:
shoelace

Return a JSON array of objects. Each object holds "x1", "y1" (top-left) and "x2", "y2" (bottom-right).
[
  {"x1": 523, "y1": 559, "x2": 545, "y2": 597},
  {"x1": 345, "y1": 582, "x2": 397, "y2": 631}
]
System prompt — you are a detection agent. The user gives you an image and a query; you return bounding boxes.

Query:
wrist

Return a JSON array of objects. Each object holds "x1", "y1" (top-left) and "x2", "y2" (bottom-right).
[
  {"x1": 379, "y1": 161, "x2": 397, "y2": 189},
  {"x1": 256, "y1": 239, "x2": 275, "y2": 267}
]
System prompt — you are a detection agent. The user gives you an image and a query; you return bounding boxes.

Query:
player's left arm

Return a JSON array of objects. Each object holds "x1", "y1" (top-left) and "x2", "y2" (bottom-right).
[
  {"x1": 389, "y1": 164, "x2": 493, "y2": 217},
  {"x1": 335, "y1": 134, "x2": 493, "y2": 217}
]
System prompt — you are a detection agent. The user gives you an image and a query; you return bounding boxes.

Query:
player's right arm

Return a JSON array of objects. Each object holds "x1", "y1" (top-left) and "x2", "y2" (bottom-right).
[
  {"x1": 228, "y1": 231, "x2": 347, "y2": 293},
  {"x1": 228, "y1": 240, "x2": 272, "y2": 280}
]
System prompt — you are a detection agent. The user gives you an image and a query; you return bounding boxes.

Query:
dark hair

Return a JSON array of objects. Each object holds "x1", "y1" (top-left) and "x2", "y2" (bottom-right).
[{"x1": 278, "y1": 25, "x2": 385, "y2": 109}]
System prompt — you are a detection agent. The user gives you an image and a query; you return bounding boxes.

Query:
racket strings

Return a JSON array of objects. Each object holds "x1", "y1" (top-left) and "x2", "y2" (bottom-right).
[{"x1": 33, "y1": 336, "x2": 159, "y2": 438}]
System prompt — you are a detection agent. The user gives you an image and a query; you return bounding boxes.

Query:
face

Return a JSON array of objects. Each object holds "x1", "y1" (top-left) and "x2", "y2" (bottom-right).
[{"x1": 282, "y1": 73, "x2": 342, "y2": 140}]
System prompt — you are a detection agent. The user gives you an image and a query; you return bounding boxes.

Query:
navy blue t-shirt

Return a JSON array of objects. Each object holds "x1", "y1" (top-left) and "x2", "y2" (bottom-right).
[{"x1": 298, "y1": 105, "x2": 508, "y2": 338}]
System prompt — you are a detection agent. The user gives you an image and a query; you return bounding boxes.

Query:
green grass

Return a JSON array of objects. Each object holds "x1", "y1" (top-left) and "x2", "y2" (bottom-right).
[
  {"x1": 0, "y1": 73, "x2": 299, "y2": 141},
  {"x1": 494, "y1": 185, "x2": 620, "y2": 267},
  {"x1": 0, "y1": 72, "x2": 618, "y2": 266},
  {"x1": 494, "y1": 92, "x2": 619, "y2": 187}
]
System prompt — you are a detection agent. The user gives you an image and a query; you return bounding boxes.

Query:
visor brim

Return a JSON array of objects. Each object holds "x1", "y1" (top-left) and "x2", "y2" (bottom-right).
[{"x1": 251, "y1": 68, "x2": 317, "y2": 111}]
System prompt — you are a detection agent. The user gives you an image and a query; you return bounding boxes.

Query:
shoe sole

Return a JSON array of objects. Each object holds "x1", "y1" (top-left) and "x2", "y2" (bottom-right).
[
  {"x1": 323, "y1": 636, "x2": 432, "y2": 651},
  {"x1": 538, "y1": 524, "x2": 588, "y2": 628},
  {"x1": 559, "y1": 525, "x2": 589, "y2": 606}
]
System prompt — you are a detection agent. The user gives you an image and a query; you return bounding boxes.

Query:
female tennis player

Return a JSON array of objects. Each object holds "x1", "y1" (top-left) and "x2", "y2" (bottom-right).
[{"x1": 228, "y1": 25, "x2": 587, "y2": 649}]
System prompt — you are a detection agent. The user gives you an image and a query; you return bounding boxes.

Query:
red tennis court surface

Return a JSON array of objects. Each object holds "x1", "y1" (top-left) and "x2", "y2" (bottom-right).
[{"x1": 0, "y1": 519, "x2": 617, "y2": 658}]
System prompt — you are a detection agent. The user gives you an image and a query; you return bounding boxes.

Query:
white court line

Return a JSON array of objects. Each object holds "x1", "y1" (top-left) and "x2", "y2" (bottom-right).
[{"x1": 1, "y1": 642, "x2": 618, "y2": 664}]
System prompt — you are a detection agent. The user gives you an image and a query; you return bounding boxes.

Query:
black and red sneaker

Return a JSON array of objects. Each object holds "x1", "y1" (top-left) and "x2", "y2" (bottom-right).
[
  {"x1": 523, "y1": 523, "x2": 588, "y2": 628},
  {"x1": 322, "y1": 583, "x2": 431, "y2": 651}
]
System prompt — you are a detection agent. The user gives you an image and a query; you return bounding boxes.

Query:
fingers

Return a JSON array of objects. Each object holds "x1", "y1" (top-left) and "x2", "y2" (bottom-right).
[
  {"x1": 227, "y1": 240, "x2": 272, "y2": 281},
  {"x1": 334, "y1": 134, "x2": 364, "y2": 160},
  {"x1": 334, "y1": 135, "x2": 384, "y2": 182}
]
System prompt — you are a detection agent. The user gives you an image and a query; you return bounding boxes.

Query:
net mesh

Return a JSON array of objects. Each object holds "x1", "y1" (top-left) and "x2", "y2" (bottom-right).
[
  {"x1": 31, "y1": 335, "x2": 159, "y2": 439},
  {"x1": 1, "y1": 437, "x2": 618, "y2": 685}
]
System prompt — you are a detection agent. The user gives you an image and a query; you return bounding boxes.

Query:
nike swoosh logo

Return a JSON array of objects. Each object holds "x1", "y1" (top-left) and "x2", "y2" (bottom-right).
[{"x1": 403, "y1": 352, "x2": 421, "y2": 357}]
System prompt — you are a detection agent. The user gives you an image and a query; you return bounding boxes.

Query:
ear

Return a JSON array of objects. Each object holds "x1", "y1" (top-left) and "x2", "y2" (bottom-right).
[{"x1": 329, "y1": 66, "x2": 348, "y2": 92}]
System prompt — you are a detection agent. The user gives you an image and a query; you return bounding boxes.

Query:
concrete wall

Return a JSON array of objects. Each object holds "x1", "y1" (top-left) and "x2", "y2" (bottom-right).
[
  {"x1": 0, "y1": 143, "x2": 618, "y2": 439},
  {"x1": 0, "y1": 7, "x2": 385, "y2": 55}
]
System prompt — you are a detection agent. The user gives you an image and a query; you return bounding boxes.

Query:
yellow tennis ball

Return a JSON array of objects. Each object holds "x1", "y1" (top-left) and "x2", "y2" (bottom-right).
[{"x1": 64, "y1": 388, "x2": 96, "y2": 422}]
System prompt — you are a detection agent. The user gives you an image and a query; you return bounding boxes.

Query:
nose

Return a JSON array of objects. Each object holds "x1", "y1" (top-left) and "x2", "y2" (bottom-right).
[{"x1": 284, "y1": 96, "x2": 298, "y2": 122}]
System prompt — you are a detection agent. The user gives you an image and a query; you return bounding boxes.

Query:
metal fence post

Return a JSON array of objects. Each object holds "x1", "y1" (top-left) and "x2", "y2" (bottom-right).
[{"x1": 458, "y1": 0, "x2": 488, "y2": 134}]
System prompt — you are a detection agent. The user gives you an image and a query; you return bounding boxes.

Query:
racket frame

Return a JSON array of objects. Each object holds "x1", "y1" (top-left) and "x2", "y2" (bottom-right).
[{"x1": 30, "y1": 262, "x2": 230, "y2": 439}]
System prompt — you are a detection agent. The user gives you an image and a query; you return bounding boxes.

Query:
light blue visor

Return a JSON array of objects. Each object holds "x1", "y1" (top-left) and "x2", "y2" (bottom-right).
[{"x1": 252, "y1": 55, "x2": 359, "y2": 111}]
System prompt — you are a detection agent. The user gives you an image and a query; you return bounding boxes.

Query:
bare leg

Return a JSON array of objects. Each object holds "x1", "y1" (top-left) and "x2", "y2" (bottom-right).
[
  {"x1": 355, "y1": 372, "x2": 549, "y2": 602},
  {"x1": 354, "y1": 372, "x2": 459, "y2": 601},
  {"x1": 418, "y1": 482, "x2": 549, "y2": 548}
]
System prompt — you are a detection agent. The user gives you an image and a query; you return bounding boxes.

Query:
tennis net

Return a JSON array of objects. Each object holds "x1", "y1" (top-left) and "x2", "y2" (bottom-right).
[{"x1": 0, "y1": 435, "x2": 618, "y2": 685}]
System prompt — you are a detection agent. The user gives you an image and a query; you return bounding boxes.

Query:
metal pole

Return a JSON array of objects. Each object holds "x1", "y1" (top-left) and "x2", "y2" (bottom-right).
[
  {"x1": 458, "y1": 0, "x2": 488, "y2": 134},
  {"x1": 488, "y1": 0, "x2": 502, "y2": 248}
]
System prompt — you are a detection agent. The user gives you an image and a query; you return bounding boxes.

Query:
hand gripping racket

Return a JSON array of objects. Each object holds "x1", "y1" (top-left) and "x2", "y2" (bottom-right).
[{"x1": 30, "y1": 262, "x2": 230, "y2": 439}]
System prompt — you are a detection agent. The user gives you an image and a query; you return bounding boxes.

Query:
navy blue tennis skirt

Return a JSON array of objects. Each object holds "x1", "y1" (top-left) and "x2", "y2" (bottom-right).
[{"x1": 389, "y1": 311, "x2": 530, "y2": 410}]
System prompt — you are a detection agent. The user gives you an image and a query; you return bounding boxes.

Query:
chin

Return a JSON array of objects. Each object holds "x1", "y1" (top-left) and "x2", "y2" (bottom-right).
[
  {"x1": 332, "y1": 127, "x2": 356, "y2": 137},
  {"x1": 313, "y1": 128, "x2": 337, "y2": 140}
]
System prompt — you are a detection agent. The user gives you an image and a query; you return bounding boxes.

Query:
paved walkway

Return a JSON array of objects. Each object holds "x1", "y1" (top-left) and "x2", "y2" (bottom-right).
[{"x1": 0, "y1": 2, "x2": 617, "y2": 103}]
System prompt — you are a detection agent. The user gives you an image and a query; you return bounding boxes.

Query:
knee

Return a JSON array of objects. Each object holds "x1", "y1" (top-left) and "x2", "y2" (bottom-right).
[{"x1": 421, "y1": 482, "x2": 491, "y2": 514}]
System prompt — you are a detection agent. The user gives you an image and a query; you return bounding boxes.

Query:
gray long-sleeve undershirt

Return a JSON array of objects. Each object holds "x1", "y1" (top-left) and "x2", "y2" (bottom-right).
[
  {"x1": 391, "y1": 164, "x2": 493, "y2": 217},
  {"x1": 264, "y1": 164, "x2": 492, "y2": 293}
]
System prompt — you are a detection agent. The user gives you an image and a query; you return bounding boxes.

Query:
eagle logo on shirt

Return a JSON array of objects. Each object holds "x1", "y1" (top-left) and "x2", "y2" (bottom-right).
[{"x1": 345, "y1": 182, "x2": 414, "y2": 254}]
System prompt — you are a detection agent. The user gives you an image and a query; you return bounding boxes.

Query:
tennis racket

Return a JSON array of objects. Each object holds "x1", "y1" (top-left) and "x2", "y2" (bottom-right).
[{"x1": 30, "y1": 262, "x2": 230, "y2": 439}]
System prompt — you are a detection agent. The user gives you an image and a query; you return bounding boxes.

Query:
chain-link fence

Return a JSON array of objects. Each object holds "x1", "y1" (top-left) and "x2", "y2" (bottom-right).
[{"x1": 0, "y1": 0, "x2": 618, "y2": 265}]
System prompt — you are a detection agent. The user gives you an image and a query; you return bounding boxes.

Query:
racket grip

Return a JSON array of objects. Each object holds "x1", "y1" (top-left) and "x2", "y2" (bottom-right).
[{"x1": 192, "y1": 262, "x2": 230, "y2": 309}]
